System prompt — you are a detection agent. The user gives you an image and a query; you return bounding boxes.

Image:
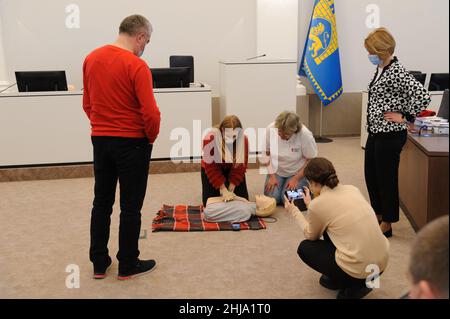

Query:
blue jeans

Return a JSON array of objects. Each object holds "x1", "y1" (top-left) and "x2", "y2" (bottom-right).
[{"x1": 264, "y1": 174, "x2": 309, "y2": 205}]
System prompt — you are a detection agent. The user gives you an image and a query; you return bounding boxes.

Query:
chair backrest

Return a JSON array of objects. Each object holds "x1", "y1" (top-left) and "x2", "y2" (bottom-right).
[
  {"x1": 437, "y1": 89, "x2": 449, "y2": 120},
  {"x1": 412, "y1": 73, "x2": 427, "y2": 86},
  {"x1": 169, "y1": 56, "x2": 194, "y2": 83},
  {"x1": 429, "y1": 73, "x2": 450, "y2": 91}
]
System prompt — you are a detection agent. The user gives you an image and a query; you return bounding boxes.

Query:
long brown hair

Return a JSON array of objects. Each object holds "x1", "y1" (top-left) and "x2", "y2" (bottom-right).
[
  {"x1": 218, "y1": 115, "x2": 243, "y2": 165},
  {"x1": 304, "y1": 158, "x2": 339, "y2": 189}
]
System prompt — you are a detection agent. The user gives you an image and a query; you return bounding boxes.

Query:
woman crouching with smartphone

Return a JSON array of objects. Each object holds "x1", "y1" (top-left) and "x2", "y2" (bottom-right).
[{"x1": 284, "y1": 158, "x2": 389, "y2": 299}]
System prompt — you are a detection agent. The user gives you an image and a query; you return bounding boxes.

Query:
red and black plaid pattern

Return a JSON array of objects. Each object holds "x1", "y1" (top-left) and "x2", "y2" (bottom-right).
[{"x1": 152, "y1": 205, "x2": 266, "y2": 232}]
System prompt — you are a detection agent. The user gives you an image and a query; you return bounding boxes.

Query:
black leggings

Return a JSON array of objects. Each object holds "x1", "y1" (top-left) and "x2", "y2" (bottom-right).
[
  {"x1": 297, "y1": 233, "x2": 367, "y2": 289},
  {"x1": 201, "y1": 167, "x2": 249, "y2": 206},
  {"x1": 364, "y1": 130, "x2": 407, "y2": 223}
]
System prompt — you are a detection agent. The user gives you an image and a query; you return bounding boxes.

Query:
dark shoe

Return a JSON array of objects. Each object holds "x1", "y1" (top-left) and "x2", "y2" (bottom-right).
[
  {"x1": 319, "y1": 275, "x2": 341, "y2": 290},
  {"x1": 383, "y1": 228, "x2": 393, "y2": 238},
  {"x1": 93, "y1": 257, "x2": 112, "y2": 280},
  {"x1": 117, "y1": 259, "x2": 157, "y2": 281},
  {"x1": 337, "y1": 286, "x2": 373, "y2": 299}
]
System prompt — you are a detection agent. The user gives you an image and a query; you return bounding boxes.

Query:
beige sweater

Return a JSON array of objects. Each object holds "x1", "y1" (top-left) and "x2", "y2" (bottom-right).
[{"x1": 287, "y1": 184, "x2": 390, "y2": 279}]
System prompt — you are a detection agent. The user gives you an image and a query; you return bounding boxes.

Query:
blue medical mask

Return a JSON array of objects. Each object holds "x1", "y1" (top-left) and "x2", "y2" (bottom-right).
[{"x1": 368, "y1": 54, "x2": 383, "y2": 66}]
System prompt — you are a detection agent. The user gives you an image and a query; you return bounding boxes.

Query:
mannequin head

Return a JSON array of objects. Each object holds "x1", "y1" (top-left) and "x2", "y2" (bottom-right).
[{"x1": 255, "y1": 195, "x2": 276, "y2": 217}]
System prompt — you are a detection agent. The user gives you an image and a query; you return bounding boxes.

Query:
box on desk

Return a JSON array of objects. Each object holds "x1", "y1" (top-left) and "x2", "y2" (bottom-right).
[
  {"x1": 433, "y1": 123, "x2": 449, "y2": 135},
  {"x1": 415, "y1": 116, "x2": 449, "y2": 135}
]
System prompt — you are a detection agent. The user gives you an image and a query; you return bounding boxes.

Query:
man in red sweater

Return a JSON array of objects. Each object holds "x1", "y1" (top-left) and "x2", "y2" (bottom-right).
[{"x1": 83, "y1": 14, "x2": 161, "y2": 281}]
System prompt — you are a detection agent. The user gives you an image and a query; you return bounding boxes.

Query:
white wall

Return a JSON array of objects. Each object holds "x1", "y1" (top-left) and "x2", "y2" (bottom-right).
[
  {"x1": 298, "y1": 0, "x2": 450, "y2": 93},
  {"x1": 257, "y1": 0, "x2": 298, "y2": 60},
  {"x1": 0, "y1": 0, "x2": 257, "y2": 96},
  {"x1": 2, "y1": 0, "x2": 448, "y2": 95},
  {"x1": 0, "y1": 6, "x2": 9, "y2": 86}
]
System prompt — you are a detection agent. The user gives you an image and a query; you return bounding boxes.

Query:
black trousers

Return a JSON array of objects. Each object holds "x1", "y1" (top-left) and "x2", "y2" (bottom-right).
[
  {"x1": 201, "y1": 167, "x2": 249, "y2": 206},
  {"x1": 297, "y1": 233, "x2": 367, "y2": 289},
  {"x1": 89, "y1": 136, "x2": 152, "y2": 273},
  {"x1": 364, "y1": 130, "x2": 407, "y2": 223}
]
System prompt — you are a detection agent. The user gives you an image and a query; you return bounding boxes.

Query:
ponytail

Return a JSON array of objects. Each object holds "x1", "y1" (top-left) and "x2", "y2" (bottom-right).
[{"x1": 304, "y1": 158, "x2": 340, "y2": 189}]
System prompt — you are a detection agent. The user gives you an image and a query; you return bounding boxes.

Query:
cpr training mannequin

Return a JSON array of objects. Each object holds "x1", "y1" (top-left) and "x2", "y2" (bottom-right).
[{"x1": 203, "y1": 195, "x2": 276, "y2": 223}]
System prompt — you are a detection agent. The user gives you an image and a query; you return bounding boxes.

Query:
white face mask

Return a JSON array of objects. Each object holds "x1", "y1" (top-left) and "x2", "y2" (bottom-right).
[{"x1": 224, "y1": 135, "x2": 236, "y2": 144}]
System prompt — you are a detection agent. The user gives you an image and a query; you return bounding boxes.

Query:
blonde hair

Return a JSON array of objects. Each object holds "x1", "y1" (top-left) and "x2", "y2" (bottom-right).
[
  {"x1": 218, "y1": 115, "x2": 244, "y2": 165},
  {"x1": 364, "y1": 27, "x2": 396, "y2": 60},
  {"x1": 275, "y1": 111, "x2": 302, "y2": 135}
]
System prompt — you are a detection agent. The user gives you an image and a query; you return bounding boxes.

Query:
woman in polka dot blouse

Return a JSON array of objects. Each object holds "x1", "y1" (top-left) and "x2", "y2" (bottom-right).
[{"x1": 363, "y1": 27, "x2": 431, "y2": 238}]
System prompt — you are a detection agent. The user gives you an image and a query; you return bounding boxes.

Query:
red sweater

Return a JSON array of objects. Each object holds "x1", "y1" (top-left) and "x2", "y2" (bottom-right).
[
  {"x1": 82, "y1": 45, "x2": 161, "y2": 143},
  {"x1": 201, "y1": 133, "x2": 249, "y2": 189}
]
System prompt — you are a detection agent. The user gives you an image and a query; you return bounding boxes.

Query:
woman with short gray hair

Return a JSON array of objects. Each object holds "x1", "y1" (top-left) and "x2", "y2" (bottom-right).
[{"x1": 263, "y1": 111, "x2": 318, "y2": 204}]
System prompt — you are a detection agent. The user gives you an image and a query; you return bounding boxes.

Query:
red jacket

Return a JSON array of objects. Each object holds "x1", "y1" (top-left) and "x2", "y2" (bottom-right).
[
  {"x1": 201, "y1": 132, "x2": 249, "y2": 189},
  {"x1": 82, "y1": 45, "x2": 161, "y2": 143}
]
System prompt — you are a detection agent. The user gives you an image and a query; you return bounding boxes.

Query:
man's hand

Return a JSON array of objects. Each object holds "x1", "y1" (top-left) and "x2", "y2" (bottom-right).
[
  {"x1": 265, "y1": 175, "x2": 279, "y2": 193},
  {"x1": 303, "y1": 186, "x2": 312, "y2": 208},
  {"x1": 286, "y1": 176, "x2": 300, "y2": 190},
  {"x1": 384, "y1": 112, "x2": 405, "y2": 123}
]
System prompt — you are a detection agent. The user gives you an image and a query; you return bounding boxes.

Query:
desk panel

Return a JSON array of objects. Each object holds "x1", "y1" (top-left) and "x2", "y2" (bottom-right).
[{"x1": 0, "y1": 88, "x2": 212, "y2": 166}]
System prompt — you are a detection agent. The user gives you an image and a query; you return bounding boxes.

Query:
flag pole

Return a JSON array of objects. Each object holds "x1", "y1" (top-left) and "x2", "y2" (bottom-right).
[{"x1": 315, "y1": 101, "x2": 333, "y2": 143}]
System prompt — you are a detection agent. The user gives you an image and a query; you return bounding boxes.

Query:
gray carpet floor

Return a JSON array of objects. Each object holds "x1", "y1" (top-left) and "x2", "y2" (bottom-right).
[{"x1": 0, "y1": 137, "x2": 415, "y2": 298}]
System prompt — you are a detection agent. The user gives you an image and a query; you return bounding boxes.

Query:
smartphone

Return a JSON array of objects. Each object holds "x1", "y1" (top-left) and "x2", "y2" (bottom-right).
[
  {"x1": 286, "y1": 189, "x2": 304, "y2": 201},
  {"x1": 285, "y1": 188, "x2": 308, "y2": 212}
]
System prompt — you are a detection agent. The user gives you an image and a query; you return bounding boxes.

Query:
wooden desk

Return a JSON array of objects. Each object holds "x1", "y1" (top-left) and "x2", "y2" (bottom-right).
[{"x1": 399, "y1": 134, "x2": 449, "y2": 230}]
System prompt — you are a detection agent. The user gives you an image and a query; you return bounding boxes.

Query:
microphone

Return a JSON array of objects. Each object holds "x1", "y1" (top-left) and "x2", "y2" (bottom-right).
[{"x1": 246, "y1": 54, "x2": 266, "y2": 61}]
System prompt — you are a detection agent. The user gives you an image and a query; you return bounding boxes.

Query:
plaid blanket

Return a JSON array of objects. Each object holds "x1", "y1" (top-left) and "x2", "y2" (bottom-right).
[{"x1": 152, "y1": 205, "x2": 266, "y2": 232}]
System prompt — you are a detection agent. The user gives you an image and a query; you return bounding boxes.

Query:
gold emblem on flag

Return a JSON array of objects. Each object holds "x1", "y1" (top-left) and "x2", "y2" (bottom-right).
[{"x1": 308, "y1": 0, "x2": 339, "y2": 65}]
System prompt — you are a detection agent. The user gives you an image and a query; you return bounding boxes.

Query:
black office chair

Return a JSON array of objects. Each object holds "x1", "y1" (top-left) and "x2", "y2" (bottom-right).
[
  {"x1": 411, "y1": 73, "x2": 427, "y2": 86},
  {"x1": 437, "y1": 89, "x2": 449, "y2": 120},
  {"x1": 428, "y1": 73, "x2": 450, "y2": 91},
  {"x1": 170, "y1": 55, "x2": 194, "y2": 83}
]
